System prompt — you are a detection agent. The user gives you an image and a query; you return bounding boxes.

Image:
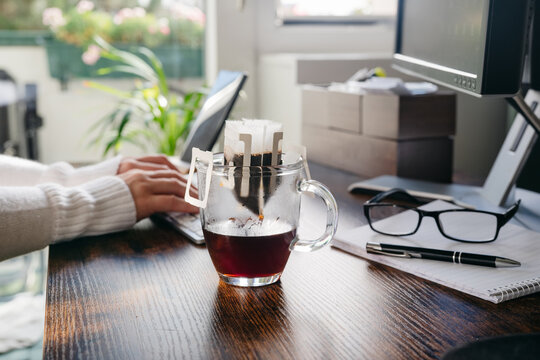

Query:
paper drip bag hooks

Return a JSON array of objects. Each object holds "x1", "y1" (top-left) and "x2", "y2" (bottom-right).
[{"x1": 185, "y1": 119, "x2": 310, "y2": 215}]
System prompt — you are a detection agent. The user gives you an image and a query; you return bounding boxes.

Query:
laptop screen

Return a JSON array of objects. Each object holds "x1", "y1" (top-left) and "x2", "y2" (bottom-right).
[{"x1": 180, "y1": 70, "x2": 247, "y2": 163}]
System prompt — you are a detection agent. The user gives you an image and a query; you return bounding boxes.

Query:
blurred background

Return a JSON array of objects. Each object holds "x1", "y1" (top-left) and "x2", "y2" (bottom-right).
[{"x1": 0, "y1": 0, "x2": 516, "y2": 186}]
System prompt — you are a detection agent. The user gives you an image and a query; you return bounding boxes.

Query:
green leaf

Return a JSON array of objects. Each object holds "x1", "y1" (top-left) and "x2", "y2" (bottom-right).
[
  {"x1": 118, "y1": 133, "x2": 147, "y2": 151},
  {"x1": 86, "y1": 108, "x2": 126, "y2": 149},
  {"x1": 122, "y1": 98, "x2": 151, "y2": 113},
  {"x1": 87, "y1": 109, "x2": 118, "y2": 133},
  {"x1": 84, "y1": 81, "x2": 132, "y2": 98},
  {"x1": 176, "y1": 90, "x2": 204, "y2": 137},
  {"x1": 96, "y1": 40, "x2": 157, "y2": 82},
  {"x1": 126, "y1": 128, "x2": 157, "y2": 142},
  {"x1": 117, "y1": 110, "x2": 131, "y2": 135},
  {"x1": 93, "y1": 36, "x2": 113, "y2": 52},
  {"x1": 101, "y1": 109, "x2": 132, "y2": 156},
  {"x1": 103, "y1": 137, "x2": 119, "y2": 156},
  {"x1": 96, "y1": 65, "x2": 157, "y2": 82},
  {"x1": 138, "y1": 47, "x2": 169, "y2": 97}
]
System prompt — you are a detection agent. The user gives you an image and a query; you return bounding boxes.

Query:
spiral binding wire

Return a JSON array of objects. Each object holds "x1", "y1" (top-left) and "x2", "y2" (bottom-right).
[{"x1": 488, "y1": 277, "x2": 540, "y2": 302}]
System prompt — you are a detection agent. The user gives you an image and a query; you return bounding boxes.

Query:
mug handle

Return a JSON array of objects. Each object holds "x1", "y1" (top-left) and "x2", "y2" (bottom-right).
[{"x1": 290, "y1": 179, "x2": 339, "y2": 252}]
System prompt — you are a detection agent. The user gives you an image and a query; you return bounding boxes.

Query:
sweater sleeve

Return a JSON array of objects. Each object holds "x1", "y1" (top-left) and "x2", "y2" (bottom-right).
[
  {"x1": 0, "y1": 176, "x2": 136, "y2": 261},
  {"x1": 0, "y1": 155, "x2": 123, "y2": 187}
]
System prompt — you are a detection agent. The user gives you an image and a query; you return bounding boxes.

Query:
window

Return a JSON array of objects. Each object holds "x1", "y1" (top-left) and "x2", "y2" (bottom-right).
[{"x1": 276, "y1": 0, "x2": 397, "y2": 25}]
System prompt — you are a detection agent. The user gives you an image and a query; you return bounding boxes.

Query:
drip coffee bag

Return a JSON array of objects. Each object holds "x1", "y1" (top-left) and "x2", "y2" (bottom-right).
[{"x1": 223, "y1": 119, "x2": 283, "y2": 215}]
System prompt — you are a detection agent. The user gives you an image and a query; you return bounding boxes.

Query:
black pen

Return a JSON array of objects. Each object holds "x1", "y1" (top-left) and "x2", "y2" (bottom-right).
[{"x1": 366, "y1": 242, "x2": 521, "y2": 268}]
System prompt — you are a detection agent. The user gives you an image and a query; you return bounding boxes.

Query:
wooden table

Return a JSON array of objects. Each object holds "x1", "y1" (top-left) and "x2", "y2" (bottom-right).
[{"x1": 43, "y1": 163, "x2": 540, "y2": 359}]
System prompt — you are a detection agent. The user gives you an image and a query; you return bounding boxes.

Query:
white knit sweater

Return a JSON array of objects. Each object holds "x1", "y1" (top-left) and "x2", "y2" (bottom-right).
[{"x1": 0, "y1": 155, "x2": 137, "y2": 261}]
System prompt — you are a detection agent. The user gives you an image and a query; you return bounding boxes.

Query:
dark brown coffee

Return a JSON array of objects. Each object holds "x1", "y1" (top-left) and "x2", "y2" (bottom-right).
[
  {"x1": 226, "y1": 152, "x2": 282, "y2": 215},
  {"x1": 230, "y1": 152, "x2": 281, "y2": 167},
  {"x1": 203, "y1": 228, "x2": 296, "y2": 278}
]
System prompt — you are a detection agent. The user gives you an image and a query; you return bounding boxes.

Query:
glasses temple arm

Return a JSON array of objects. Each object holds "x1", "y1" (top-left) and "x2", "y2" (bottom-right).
[
  {"x1": 500, "y1": 199, "x2": 521, "y2": 226},
  {"x1": 365, "y1": 188, "x2": 422, "y2": 204}
]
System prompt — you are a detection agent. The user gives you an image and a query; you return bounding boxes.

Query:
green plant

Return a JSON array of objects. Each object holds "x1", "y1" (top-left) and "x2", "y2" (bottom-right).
[
  {"x1": 0, "y1": 0, "x2": 48, "y2": 31},
  {"x1": 86, "y1": 37, "x2": 205, "y2": 156},
  {"x1": 54, "y1": 7, "x2": 114, "y2": 47}
]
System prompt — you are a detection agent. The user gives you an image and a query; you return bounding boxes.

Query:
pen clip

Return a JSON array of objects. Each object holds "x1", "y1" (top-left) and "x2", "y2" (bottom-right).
[{"x1": 366, "y1": 248, "x2": 412, "y2": 258}]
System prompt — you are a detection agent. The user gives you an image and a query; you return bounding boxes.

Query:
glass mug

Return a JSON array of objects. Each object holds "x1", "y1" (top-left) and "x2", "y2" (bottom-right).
[{"x1": 185, "y1": 149, "x2": 338, "y2": 287}]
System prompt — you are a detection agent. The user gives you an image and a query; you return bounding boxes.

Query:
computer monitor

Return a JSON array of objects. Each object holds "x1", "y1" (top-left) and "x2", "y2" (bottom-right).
[
  {"x1": 351, "y1": 0, "x2": 540, "y2": 231},
  {"x1": 393, "y1": 0, "x2": 540, "y2": 132},
  {"x1": 394, "y1": 0, "x2": 530, "y2": 97}
]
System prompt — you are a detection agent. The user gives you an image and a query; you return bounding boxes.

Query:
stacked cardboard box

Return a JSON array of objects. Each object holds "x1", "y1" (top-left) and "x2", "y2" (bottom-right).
[{"x1": 301, "y1": 86, "x2": 456, "y2": 183}]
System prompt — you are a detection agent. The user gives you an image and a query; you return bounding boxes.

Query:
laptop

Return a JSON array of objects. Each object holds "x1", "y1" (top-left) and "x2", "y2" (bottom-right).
[{"x1": 152, "y1": 70, "x2": 248, "y2": 244}]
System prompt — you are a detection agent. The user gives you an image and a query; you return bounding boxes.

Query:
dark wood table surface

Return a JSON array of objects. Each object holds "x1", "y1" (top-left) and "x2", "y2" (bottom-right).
[{"x1": 43, "y1": 163, "x2": 540, "y2": 360}]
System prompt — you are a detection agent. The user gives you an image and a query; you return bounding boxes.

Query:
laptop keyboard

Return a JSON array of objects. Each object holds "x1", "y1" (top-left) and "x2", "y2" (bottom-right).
[{"x1": 167, "y1": 212, "x2": 205, "y2": 243}]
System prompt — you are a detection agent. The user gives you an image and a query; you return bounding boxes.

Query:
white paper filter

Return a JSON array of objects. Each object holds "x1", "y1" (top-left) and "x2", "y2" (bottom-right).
[
  {"x1": 222, "y1": 119, "x2": 284, "y2": 215},
  {"x1": 224, "y1": 119, "x2": 283, "y2": 162}
]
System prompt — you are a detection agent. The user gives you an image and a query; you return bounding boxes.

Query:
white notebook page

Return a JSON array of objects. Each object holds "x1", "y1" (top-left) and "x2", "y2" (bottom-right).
[{"x1": 332, "y1": 200, "x2": 540, "y2": 303}]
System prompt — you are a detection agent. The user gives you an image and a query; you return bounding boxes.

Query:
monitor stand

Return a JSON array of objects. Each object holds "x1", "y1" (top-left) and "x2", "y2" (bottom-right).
[{"x1": 349, "y1": 89, "x2": 540, "y2": 232}]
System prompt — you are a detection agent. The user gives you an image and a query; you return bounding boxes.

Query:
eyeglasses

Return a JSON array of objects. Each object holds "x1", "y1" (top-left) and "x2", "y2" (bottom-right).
[{"x1": 363, "y1": 188, "x2": 520, "y2": 243}]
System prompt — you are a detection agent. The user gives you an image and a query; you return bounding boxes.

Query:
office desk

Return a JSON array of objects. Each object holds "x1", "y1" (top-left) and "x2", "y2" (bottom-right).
[{"x1": 43, "y1": 163, "x2": 540, "y2": 359}]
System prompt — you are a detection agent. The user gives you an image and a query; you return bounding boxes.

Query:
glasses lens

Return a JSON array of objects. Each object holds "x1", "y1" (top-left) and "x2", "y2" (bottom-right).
[
  {"x1": 368, "y1": 205, "x2": 420, "y2": 235},
  {"x1": 439, "y1": 211, "x2": 497, "y2": 241}
]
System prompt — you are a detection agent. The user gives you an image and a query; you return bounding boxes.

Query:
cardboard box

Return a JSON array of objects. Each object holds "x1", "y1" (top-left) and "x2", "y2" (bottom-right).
[
  {"x1": 327, "y1": 89, "x2": 362, "y2": 133},
  {"x1": 303, "y1": 124, "x2": 453, "y2": 183},
  {"x1": 301, "y1": 85, "x2": 329, "y2": 127},
  {"x1": 362, "y1": 91, "x2": 456, "y2": 140}
]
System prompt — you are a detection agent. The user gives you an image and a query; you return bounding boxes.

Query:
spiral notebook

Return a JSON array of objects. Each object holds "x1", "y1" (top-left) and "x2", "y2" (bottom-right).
[{"x1": 332, "y1": 200, "x2": 540, "y2": 304}]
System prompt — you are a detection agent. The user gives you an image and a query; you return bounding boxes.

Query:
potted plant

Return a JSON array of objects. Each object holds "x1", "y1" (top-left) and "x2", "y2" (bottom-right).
[
  {"x1": 86, "y1": 37, "x2": 206, "y2": 157},
  {"x1": 42, "y1": 1, "x2": 205, "y2": 82}
]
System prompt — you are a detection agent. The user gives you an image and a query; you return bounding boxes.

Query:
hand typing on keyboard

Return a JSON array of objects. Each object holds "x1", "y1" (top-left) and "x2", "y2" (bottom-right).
[{"x1": 117, "y1": 155, "x2": 199, "y2": 221}]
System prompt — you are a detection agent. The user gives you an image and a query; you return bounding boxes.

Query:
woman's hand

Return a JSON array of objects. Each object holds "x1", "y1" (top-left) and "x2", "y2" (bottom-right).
[
  {"x1": 117, "y1": 155, "x2": 179, "y2": 174},
  {"x1": 118, "y1": 167, "x2": 198, "y2": 221}
]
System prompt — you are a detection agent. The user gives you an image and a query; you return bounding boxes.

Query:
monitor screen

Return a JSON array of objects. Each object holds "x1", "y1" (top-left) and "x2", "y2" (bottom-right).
[
  {"x1": 400, "y1": 0, "x2": 484, "y2": 77},
  {"x1": 394, "y1": 0, "x2": 531, "y2": 97}
]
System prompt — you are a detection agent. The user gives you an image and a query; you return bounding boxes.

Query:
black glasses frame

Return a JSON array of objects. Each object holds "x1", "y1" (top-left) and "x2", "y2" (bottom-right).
[{"x1": 363, "y1": 188, "x2": 521, "y2": 243}]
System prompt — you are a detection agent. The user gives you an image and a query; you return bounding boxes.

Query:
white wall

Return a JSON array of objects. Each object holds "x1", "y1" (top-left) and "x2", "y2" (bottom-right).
[
  {"x1": 205, "y1": 0, "x2": 257, "y2": 118},
  {"x1": 255, "y1": 1, "x2": 395, "y2": 55}
]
